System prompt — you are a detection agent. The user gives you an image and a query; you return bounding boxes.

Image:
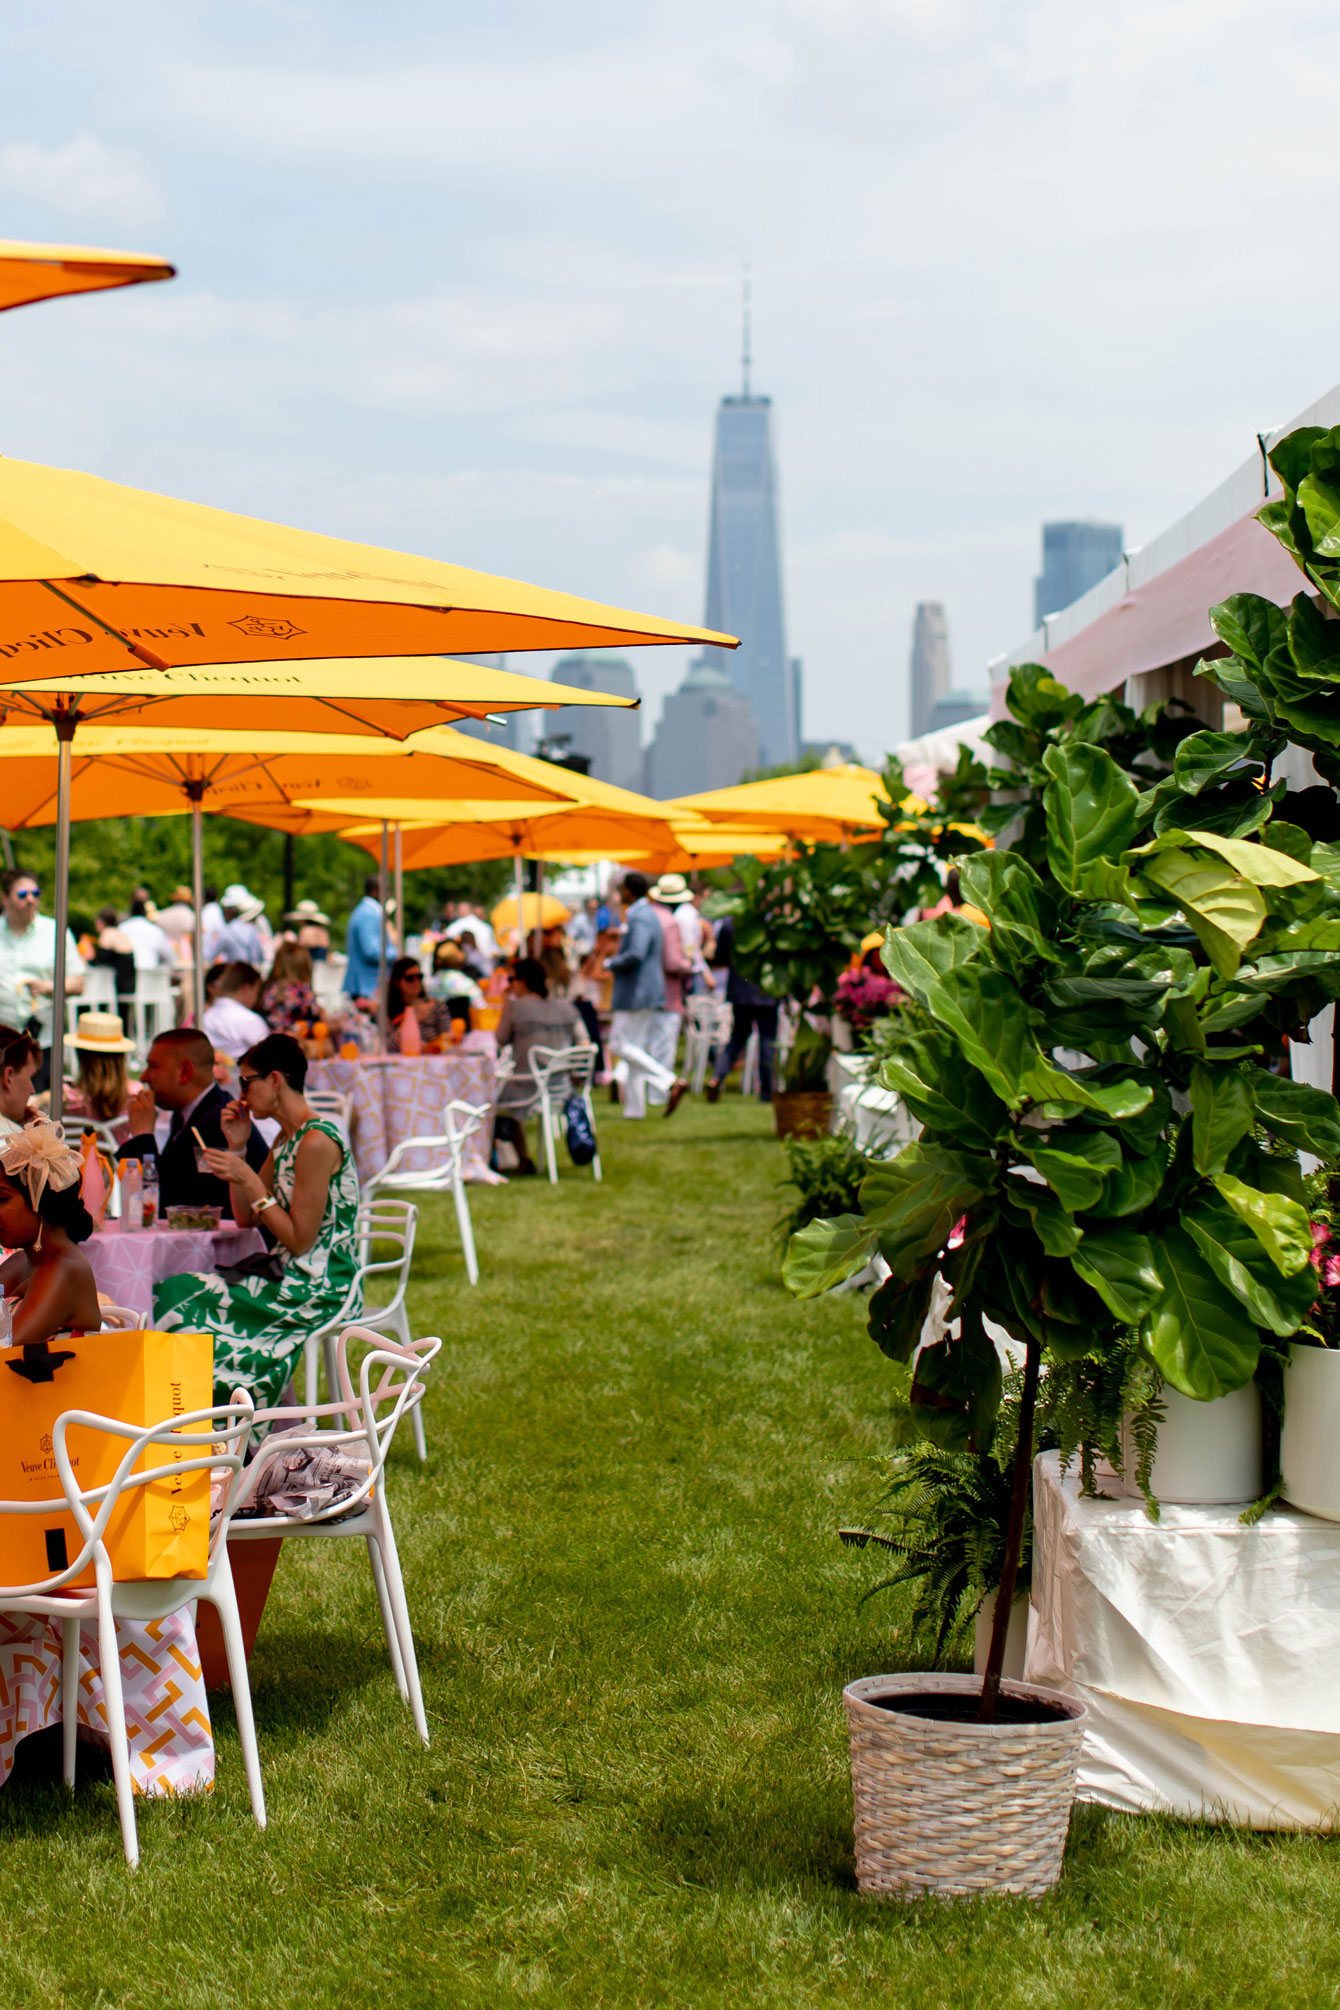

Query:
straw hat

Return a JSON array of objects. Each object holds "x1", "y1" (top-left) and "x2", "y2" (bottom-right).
[
  {"x1": 651, "y1": 873, "x2": 693, "y2": 906},
  {"x1": 170, "y1": 885, "x2": 194, "y2": 906},
  {"x1": 285, "y1": 898, "x2": 330, "y2": 926},
  {"x1": 72, "y1": 1011, "x2": 136, "y2": 1053}
]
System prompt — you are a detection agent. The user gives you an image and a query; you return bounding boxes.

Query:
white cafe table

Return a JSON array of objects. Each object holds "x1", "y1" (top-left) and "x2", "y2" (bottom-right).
[
  {"x1": 1025, "y1": 1450, "x2": 1340, "y2": 1828},
  {"x1": 85, "y1": 1223, "x2": 264, "y2": 1324}
]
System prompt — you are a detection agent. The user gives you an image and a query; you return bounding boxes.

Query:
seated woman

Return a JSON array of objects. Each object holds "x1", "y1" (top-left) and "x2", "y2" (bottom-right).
[
  {"x1": 53, "y1": 1011, "x2": 136, "y2": 1137},
  {"x1": 494, "y1": 958, "x2": 580, "y2": 1164},
  {"x1": 425, "y1": 939, "x2": 483, "y2": 1026},
  {"x1": 386, "y1": 955, "x2": 453, "y2": 1052},
  {"x1": 0, "y1": 1121, "x2": 101, "y2": 1344},
  {"x1": 154, "y1": 1033, "x2": 360, "y2": 1411},
  {"x1": 260, "y1": 940, "x2": 321, "y2": 1034}
]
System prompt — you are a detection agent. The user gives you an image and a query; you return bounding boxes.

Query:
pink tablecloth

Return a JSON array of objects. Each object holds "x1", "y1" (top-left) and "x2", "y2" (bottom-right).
[
  {"x1": 308, "y1": 1054, "x2": 497, "y2": 1185},
  {"x1": 0, "y1": 1607, "x2": 213, "y2": 1796},
  {"x1": 86, "y1": 1225, "x2": 265, "y2": 1323}
]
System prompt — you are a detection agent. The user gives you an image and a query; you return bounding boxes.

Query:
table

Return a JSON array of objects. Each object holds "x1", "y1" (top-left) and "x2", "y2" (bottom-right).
[
  {"x1": 1025, "y1": 1450, "x2": 1340, "y2": 1828},
  {"x1": 309, "y1": 1052, "x2": 498, "y2": 1185},
  {"x1": 0, "y1": 1607, "x2": 212, "y2": 1795},
  {"x1": 86, "y1": 1224, "x2": 265, "y2": 1323}
]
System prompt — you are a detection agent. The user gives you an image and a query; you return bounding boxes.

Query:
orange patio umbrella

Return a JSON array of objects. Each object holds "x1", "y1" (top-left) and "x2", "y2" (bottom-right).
[
  {"x1": 0, "y1": 238, "x2": 175, "y2": 313},
  {"x1": 667, "y1": 763, "x2": 898, "y2": 844}
]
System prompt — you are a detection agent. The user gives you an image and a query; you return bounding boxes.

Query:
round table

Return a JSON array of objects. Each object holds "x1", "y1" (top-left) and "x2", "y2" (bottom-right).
[
  {"x1": 308, "y1": 1052, "x2": 498, "y2": 1184},
  {"x1": 86, "y1": 1224, "x2": 265, "y2": 1323}
]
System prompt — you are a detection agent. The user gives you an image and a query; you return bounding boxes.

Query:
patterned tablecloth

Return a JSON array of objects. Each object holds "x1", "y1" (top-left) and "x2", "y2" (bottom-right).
[
  {"x1": 86, "y1": 1225, "x2": 265, "y2": 1323},
  {"x1": 308, "y1": 1053, "x2": 498, "y2": 1185},
  {"x1": 0, "y1": 1607, "x2": 213, "y2": 1796}
]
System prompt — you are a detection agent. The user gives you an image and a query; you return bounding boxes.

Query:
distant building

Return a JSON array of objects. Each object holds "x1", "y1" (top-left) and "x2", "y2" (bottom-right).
[
  {"x1": 927, "y1": 691, "x2": 990, "y2": 735},
  {"x1": 546, "y1": 652, "x2": 642, "y2": 791},
  {"x1": 644, "y1": 660, "x2": 759, "y2": 800},
  {"x1": 909, "y1": 603, "x2": 952, "y2": 738},
  {"x1": 1034, "y1": 521, "x2": 1123, "y2": 627}
]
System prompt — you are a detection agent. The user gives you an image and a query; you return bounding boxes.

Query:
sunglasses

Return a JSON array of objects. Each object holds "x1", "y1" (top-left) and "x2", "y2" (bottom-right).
[
  {"x1": 9, "y1": 887, "x2": 39, "y2": 901},
  {"x1": 238, "y1": 1073, "x2": 263, "y2": 1091}
]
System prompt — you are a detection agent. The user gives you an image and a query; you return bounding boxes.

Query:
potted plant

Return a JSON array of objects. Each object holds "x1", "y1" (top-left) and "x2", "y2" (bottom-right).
[{"x1": 785, "y1": 587, "x2": 1340, "y2": 1896}]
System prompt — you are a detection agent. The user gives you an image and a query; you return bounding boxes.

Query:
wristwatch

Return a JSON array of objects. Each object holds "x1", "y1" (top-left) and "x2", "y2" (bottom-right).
[{"x1": 253, "y1": 1194, "x2": 278, "y2": 1216}]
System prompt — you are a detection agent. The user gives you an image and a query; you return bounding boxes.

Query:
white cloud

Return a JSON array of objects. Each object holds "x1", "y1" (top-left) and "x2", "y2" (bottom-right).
[{"x1": 0, "y1": 134, "x2": 165, "y2": 229}]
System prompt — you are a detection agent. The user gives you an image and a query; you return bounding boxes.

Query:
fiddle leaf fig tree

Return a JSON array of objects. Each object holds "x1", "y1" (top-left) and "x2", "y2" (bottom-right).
[{"x1": 785, "y1": 499, "x2": 1340, "y2": 1713}]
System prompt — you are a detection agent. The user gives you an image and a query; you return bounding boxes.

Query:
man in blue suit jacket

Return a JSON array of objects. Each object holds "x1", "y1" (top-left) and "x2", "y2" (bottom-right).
[
  {"x1": 605, "y1": 873, "x2": 686, "y2": 1118},
  {"x1": 344, "y1": 877, "x2": 388, "y2": 1000}
]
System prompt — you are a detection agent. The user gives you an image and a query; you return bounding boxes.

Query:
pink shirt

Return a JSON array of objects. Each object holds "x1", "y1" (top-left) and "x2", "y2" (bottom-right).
[{"x1": 654, "y1": 904, "x2": 693, "y2": 1014}]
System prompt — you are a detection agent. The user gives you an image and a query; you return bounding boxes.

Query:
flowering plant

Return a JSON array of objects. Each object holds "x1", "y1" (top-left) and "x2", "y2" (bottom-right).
[{"x1": 833, "y1": 965, "x2": 904, "y2": 1036}]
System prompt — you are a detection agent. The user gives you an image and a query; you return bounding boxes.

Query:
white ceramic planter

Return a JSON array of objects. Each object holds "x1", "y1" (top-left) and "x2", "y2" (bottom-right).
[
  {"x1": 1120, "y1": 1382, "x2": 1262, "y2": 1506},
  {"x1": 973, "y1": 1593, "x2": 1029, "y2": 1682},
  {"x1": 1282, "y1": 1344, "x2": 1340, "y2": 1521}
]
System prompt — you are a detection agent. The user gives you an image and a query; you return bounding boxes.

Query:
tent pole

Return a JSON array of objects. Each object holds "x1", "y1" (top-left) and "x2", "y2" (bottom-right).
[
  {"x1": 48, "y1": 710, "x2": 77, "y2": 1121},
  {"x1": 513, "y1": 853, "x2": 525, "y2": 961},
  {"x1": 378, "y1": 819, "x2": 390, "y2": 1050},
  {"x1": 534, "y1": 859, "x2": 545, "y2": 956},
  {"x1": 189, "y1": 785, "x2": 206, "y2": 1026}
]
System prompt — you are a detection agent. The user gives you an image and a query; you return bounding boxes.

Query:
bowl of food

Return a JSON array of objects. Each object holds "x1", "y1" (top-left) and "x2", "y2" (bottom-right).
[{"x1": 166, "y1": 1204, "x2": 224, "y2": 1231}]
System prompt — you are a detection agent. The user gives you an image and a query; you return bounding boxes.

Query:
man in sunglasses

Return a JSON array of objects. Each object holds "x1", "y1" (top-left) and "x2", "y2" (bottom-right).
[{"x1": 0, "y1": 870, "x2": 85, "y2": 1093}]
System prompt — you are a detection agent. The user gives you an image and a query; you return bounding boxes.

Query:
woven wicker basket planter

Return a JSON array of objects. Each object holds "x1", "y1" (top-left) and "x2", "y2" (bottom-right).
[
  {"x1": 843, "y1": 1672, "x2": 1087, "y2": 1900},
  {"x1": 773, "y1": 1090, "x2": 833, "y2": 1139}
]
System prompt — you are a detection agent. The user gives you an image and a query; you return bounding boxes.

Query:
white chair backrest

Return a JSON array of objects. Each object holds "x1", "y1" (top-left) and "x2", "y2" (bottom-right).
[
  {"x1": 444, "y1": 1098, "x2": 487, "y2": 1157},
  {"x1": 80, "y1": 968, "x2": 119, "y2": 1011},
  {"x1": 687, "y1": 995, "x2": 731, "y2": 1035},
  {"x1": 0, "y1": 1395, "x2": 254, "y2": 1600},
  {"x1": 246, "y1": 1329, "x2": 441, "y2": 1521},
  {"x1": 354, "y1": 1197, "x2": 417, "y2": 1314},
  {"x1": 308, "y1": 1089, "x2": 354, "y2": 1137},
  {"x1": 134, "y1": 968, "x2": 173, "y2": 1004},
  {"x1": 530, "y1": 1043, "x2": 597, "y2": 1097},
  {"x1": 97, "y1": 1301, "x2": 141, "y2": 1331}
]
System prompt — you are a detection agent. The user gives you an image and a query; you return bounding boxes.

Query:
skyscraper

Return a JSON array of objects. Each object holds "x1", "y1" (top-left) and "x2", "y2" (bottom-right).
[
  {"x1": 909, "y1": 603, "x2": 951, "y2": 738},
  {"x1": 699, "y1": 293, "x2": 795, "y2": 769},
  {"x1": 1034, "y1": 521, "x2": 1124, "y2": 628},
  {"x1": 644, "y1": 660, "x2": 759, "y2": 799},
  {"x1": 547, "y1": 652, "x2": 642, "y2": 790}
]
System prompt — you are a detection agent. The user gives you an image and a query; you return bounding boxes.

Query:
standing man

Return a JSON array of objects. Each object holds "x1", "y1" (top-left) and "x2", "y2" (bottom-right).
[
  {"x1": 705, "y1": 913, "x2": 779, "y2": 1104},
  {"x1": 605, "y1": 873, "x2": 686, "y2": 1119},
  {"x1": 649, "y1": 875, "x2": 693, "y2": 1107},
  {"x1": 0, "y1": 869, "x2": 85, "y2": 1092},
  {"x1": 121, "y1": 893, "x2": 177, "y2": 972},
  {"x1": 210, "y1": 885, "x2": 266, "y2": 968},
  {"x1": 345, "y1": 875, "x2": 388, "y2": 1000}
]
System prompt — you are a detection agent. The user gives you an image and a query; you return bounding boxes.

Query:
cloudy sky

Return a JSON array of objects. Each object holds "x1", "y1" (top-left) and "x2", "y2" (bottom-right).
[{"x1": 1, "y1": 0, "x2": 1338, "y2": 759}]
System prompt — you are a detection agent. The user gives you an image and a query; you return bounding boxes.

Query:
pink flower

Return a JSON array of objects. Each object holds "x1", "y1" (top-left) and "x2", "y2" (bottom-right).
[
  {"x1": 1323, "y1": 1255, "x2": 1340, "y2": 1290},
  {"x1": 1310, "y1": 1222, "x2": 1332, "y2": 1271}
]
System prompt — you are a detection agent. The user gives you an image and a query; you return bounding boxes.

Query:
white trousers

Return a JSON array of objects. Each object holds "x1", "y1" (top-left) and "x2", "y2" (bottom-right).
[
  {"x1": 609, "y1": 1009, "x2": 678, "y2": 1119},
  {"x1": 645, "y1": 1009, "x2": 682, "y2": 1105}
]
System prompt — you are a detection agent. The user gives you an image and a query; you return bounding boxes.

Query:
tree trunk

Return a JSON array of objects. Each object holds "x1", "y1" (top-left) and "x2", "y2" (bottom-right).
[{"x1": 978, "y1": 1330, "x2": 1040, "y2": 1723}]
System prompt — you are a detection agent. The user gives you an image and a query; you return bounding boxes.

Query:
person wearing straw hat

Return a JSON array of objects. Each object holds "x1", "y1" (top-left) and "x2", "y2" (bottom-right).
[
  {"x1": 60, "y1": 1010, "x2": 137, "y2": 1131},
  {"x1": 285, "y1": 899, "x2": 331, "y2": 963},
  {"x1": 208, "y1": 885, "x2": 266, "y2": 967}
]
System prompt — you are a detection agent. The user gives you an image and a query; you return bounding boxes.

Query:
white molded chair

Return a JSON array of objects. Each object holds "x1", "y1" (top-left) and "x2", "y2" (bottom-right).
[
  {"x1": 233, "y1": 1328, "x2": 440, "y2": 1745},
  {"x1": 66, "y1": 969, "x2": 119, "y2": 1052},
  {"x1": 306, "y1": 1088, "x2": 354, "y2": 1144},
  {"x1": 684, "y1": 996, "x2": 732, "y2": 1095},
  {"x1": 362, "y1": 1097, "x2": 485, "y2": 1285},
  {"x1": 523, "y1": 1043, "x2": 602, "y2": 1184},
  {"x1": 130, "y1": 968, "x2": 174, "y2": 1058},
  {"x1": 97, "y1": 1300, "x2": 142, "y2": 1331},
  {"x1": 0, "y1": 1395, "x2": 260, "y2": 1868},
  {"x1": 304, "y1": 1197, "x2": 427, "y2": 1458}
]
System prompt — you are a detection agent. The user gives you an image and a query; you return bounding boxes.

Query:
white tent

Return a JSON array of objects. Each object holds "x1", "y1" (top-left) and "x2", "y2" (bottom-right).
[{"x1": 890, "y1": 715, "x2": 993, "y2": 799}]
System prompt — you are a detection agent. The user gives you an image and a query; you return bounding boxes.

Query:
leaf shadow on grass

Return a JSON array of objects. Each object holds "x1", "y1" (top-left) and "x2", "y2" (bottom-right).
[{"x1": 636, "y1": 1779, "x2": 860, "y2": 1895}]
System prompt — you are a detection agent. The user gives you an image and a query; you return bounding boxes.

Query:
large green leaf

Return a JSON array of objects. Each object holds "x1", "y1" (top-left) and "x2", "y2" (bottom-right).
[
  {"x1": 1136, "y1": 848, "x2": 1267, "y2": 976},
  {"x1": 1209, "y1": 593, "x2": 1289, "y2": 673},
  {"x1": 1285, "y1": 592, "x2": 1340, "y2": 682},
  {"x1": 1086, "y1": 1147, "x2": 1167, "y2": 1219},
  {"x1": 859, "y1": 1143, "x2": 993, "y2": 1281},
  {"x1": 1174, "y1": 730, "x2": 1260, "y2": 796},
  {"x1": 1043, "y1": 742, "x2": 1141, "y2": 895},
  {"x1": 880, "y1": 914, "x2": 987, "y2": 1005},
  {"x1": 1212, "y1": 1172, "x2": 1313, "y2": 1277},
  {"x1": 1189, "y1": 1063, "x2": 1256, "y2": 1175},
  {"x1": 1006, "y1": 663, "x2": 1082, "y2": 730},
  {"x1": 878, "y1": 1031, "x2": 1009, "y2": 1151},
  {"x1": 1069, "y1": 1227, "x2": 1160, "y2": 1324},
  {"x1": 1298, "y1": 472, "x2": 1340, "y2": 557},
  {"x1": 1002, "y1": 1177, "x2": 1082, "y2": 1256},
  {"x1": 867, "y1": 1267, "x2": 937, "y2": 1364},
  {"x1": 1023, "y1": 1130, "x2": 1123, "y2": 1211},
  {"x1": 909, "y1": 1315, "x2": 1003, "y2": 1454},
  {"x1": 1027, "y1": 1065, "x2": 1154, "y2": 1122},
  {"x1": 910, "y1": 964, "x2": 1040, "y2": 1109},
  {"x1": 955, "y1": 851, "x2": 1060, "y2": 971},
  {"x1": 782, "y1": 1214, "x2": 876, "y2": 1299},
  {"x1": 1249, "y1": 1069, "x2": 1340, "y2": 1157},
  {"x1": 1177, "y1": 828, "x2": 1318, "y2": 888},
  {"x1": 1183, "y1": 1197, "x2": 1318, "y2": 1338},
  {"x1": 1145, "y1": 1224, "x2": 1261, "y2": 1399}
]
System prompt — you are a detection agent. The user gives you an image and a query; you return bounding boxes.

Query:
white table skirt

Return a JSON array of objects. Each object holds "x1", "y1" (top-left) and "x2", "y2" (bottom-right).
[
  {"x1": 86, "y1": 1225, "x2": 265, "y2": 1323},
  {"x1": 1025, "y1": 1450, "x2": 1340, "y2": 1828}
]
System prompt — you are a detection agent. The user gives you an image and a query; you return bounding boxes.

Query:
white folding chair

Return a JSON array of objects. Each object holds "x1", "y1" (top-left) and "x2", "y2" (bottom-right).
[
  {"x1": 233, "y1": 1328, "x2": 440, "y2": 1745},
  {"x1": 741, "y1": 1026, "x2": 760, "y2": 1098},
  {"x1": 130, "y1": 968, "x2": 174, "y2": 1057},
  {"x1": 684, "y1": 996, "x2": 732, "y2": 1094},
  {"x1": 0, "y1": 1394, "x2": 260, "y2": 1868},
  {"x1": 524, "y1": 1043, "x2": 602, "y2": 1184},
  {"x1": 66, "y1": 970, "x2": 119, "y2": 1051},
  {"x1": 362, "y1": 1097, "x2": 485, "y2": 1285}
]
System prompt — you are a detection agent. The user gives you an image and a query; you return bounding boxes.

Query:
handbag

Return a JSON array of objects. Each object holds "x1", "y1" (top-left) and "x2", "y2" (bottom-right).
[{"x1": 563, "y1": 1093, "x2": 597, "y2": 1167}]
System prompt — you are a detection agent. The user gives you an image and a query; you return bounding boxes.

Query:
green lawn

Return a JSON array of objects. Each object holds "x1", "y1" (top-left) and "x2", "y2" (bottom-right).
[{"x1": 5, "y1": 1092, "x2": 1340, "y2": 2007}]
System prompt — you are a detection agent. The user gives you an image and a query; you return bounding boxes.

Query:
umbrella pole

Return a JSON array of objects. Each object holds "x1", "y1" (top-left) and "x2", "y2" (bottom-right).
[
  {"x1": 49, "y1": 709, "x2": 77, "y2": 1122},
  {"x1": 189, "y1": 785, "x2": 206, "y2": 1026},
  {"x1": 513, "y1": 854, "x2": 525, "y2": 962},
  {"x1": 378, "y1": 819, "x2": 390, "y2": 1051},
  {"x1": 394, "y1": 822, "x2": 405, "y2": 960},
  {"x1": 534, "y1": 860, "x2": 545, "y2": 957}
]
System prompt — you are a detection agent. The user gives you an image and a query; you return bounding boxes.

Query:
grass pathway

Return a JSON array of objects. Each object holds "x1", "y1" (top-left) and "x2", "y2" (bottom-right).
[{"x1": 3, "y1": 1094, "x2": 1340, "y2": 2006}]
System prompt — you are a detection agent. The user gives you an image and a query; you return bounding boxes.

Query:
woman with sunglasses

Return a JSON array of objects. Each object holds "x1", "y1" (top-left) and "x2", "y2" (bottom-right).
[
  {"x1": 385, "y1": 955, "x2": 453, "y2": 1051},
  {"x1": 152, "y1": 1031, "x2": 359, "y2": 1411}
]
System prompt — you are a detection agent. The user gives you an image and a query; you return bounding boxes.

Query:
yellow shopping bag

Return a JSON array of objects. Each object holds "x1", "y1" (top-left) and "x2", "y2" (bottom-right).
[{"x1": 0, "y1": 1329, "x2": 213, "y2": 1588}]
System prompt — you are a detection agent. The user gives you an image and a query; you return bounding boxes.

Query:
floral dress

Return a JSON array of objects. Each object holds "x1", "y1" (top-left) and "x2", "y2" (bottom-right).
[{"x1": 153, "y1": 1117, "x2": 360, "y2": 1410}]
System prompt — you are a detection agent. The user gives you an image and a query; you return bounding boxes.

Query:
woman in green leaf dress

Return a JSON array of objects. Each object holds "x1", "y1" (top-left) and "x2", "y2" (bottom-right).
[{"x1": 154, "y1": 1033, "x2": 360, "y2": 1411}]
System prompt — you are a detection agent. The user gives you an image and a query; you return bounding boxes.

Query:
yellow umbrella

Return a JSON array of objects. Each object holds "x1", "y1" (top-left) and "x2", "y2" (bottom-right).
[
  {"x1": 668, "y1": 764, "x2": 900, "y2": 843},
  {"x1": 490, "y1": 892, "x2": 572, "y2": 947},
  {"x1": 0, "y1": 239, "x2": 174, "y2": 312}
]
